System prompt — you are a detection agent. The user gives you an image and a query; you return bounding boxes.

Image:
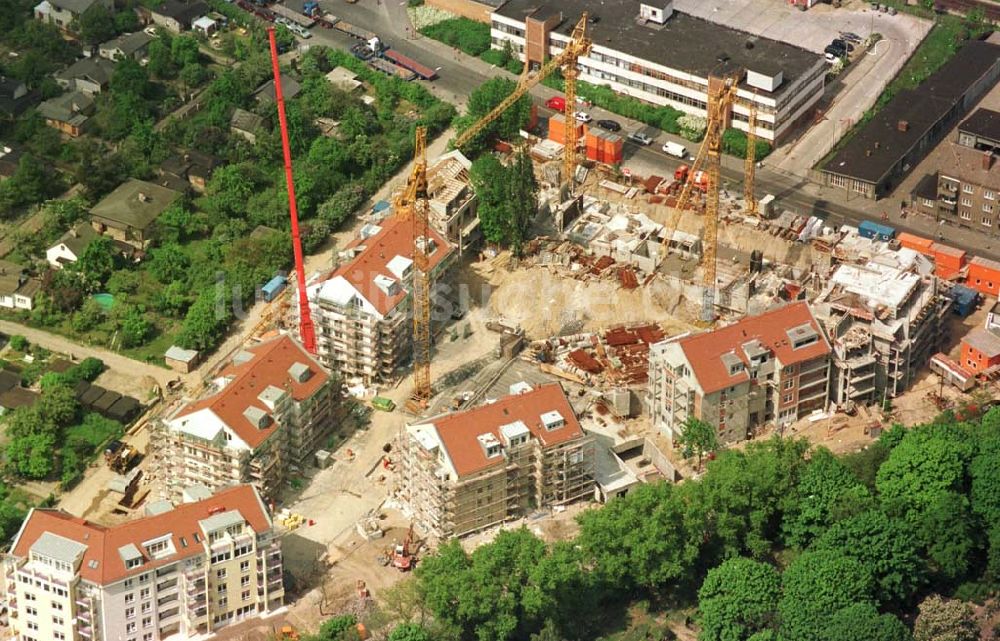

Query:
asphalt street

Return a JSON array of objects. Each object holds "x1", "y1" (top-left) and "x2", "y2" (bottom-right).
[{"x1": 298, "y1": 0, "x2": 1000, "y2": 261}]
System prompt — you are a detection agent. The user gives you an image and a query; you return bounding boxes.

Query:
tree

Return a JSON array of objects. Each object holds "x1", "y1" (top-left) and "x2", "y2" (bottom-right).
[
  {"x1": 783, "y1": 447, "x2": 873, "y2": 548},
  {"x1": 72, "y1": 298, "x2": 106, "y2": 333},
  {"x1": 697, "y1": 557, "x2": 780, "y2": 641},
  {"x1": 78, "y1": 4, "x2": 115, "y2": 45},
  {"x1": 676, "y1": 417, "x2": 719, "y2": 468},
  {"x1": 170, "y1": 35, "x2": 200, "y2": 66},
  {"x1": 146, "y1": 38, "x2": 175, "y2": 79},
  {"x1": 9, "y1": 335, "x2": 28, "y2": 352},
  {"x1": 313, "y1": 614, "x2": 360, "y2": 641},
  {"x1": 918, "y1": 491, "x2": 974, "y2": 583},
  {"x1": 469, "y1": 152, "x2": 536, "y2": 253},
  {"x1": 823, "y1": 604, "x2": 911, "y2": 641},
  {"x1": 114, "y1": 9, "x2": 139, "y2": 33},
  {"x1": 388, "y1": 623, "x2": 432, "y2": 641},
  {"x1": 75, "y1": 357, "x2": 105, "y2": 382},
  {"x1": 179, "y1": 62, "x2": 210, "y2": 92},
  {"x1": 110, "y1": 58, "x2": 151, "y2": 99},
  {"x1": 36, "y1": 382, "x2": 79, "y2": 427},
  {"x1": 457, "y1": 77, "x2": 531, "y2": 155},
  {"x1": 777, "y1": 550, "x2": 876, "y2": 641},
  {"x1": 177, "y1": 290, "x2": 231, "y2": 351},
  {"x1": 811, "y1": 510, "x2": 925, "y2": 605},
  {"x1": 529, "y1": 620, "x2": 566, "y2": 641},
  {"x1": 148, "y1": 244, "x2": 191, "y2": 284},
  {"x1": 875, "y1": 427, "x2": 973, "y2": 519},
  {"x1": 154, "y1": 280, "x2": 189, "y2": 317},
  {"x1": 119, "y1": 306, "x2": 151, "y2": 348},
  {"x1": 7, "y1": 433, "x2": 57, "y2": 479},
  {"x1": 73, "y1": 237, "x2": 119, "y2": 290},
  {"x1": 913, "y1": 595, "x2": 978, "y2": 641}
]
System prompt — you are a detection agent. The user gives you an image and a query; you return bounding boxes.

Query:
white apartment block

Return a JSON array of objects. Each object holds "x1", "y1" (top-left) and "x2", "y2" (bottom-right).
[
  {"x1": 155, "y1": 335, "x2": 336, "y2": 502},
  {"x1": 490, "y1": 0, "x2": 827, "y2": 143},
  {"x1": 649, "y1": 302, "x2": 832, "y2": 444},
  {"x1": 303, "y1": 214, "x2": 455, "y2": 385},
  {"x1": 2, "y1": 484, "x2": 284, "y2": 641}
]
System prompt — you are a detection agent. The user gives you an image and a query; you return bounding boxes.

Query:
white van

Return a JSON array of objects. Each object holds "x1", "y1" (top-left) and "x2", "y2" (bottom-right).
[{"x1": 662, "y1": 141, "x2": 687, "y2": 158}]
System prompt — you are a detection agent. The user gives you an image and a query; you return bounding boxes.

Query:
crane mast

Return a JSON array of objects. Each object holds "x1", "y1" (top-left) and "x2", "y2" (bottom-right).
[
  {"x1": 744, "y1": 97, "x2": 758, "y2": 216},
  {"x1": 395, "y1": 127, "x2": 432, "y2": 406},
  {"x1": 451, "y1": 15, "x2": 592, "y2": 183},
  {"x1": 268, "y1": 27, "x2": 316, "y2": 353}
]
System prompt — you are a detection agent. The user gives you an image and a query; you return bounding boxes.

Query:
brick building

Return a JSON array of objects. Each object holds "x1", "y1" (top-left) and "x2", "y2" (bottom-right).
[
  {"x1": 400, "y1": 383, "x2": 594, "y2": 539},
  {"x1": 2, "y1": 484, "x2": 283, "y2": 641},
  {"x1": 648, "y1": 302, "x2": 832, "y2": 444}
]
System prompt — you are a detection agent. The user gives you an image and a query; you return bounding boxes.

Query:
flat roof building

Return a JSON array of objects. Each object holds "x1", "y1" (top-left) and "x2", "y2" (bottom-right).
[
  {"x1": 820, "y1": 41, "x2": 1000, "y2": 200},
  {"x1": 490, "y1": 0, "x2": 826, "y2": 142},
  {"x1": 958, "y1": 107, "x2": 1000, "y2": 152}
]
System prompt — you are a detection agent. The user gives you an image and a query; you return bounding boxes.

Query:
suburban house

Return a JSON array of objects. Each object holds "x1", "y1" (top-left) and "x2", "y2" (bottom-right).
[
  {"x1": 89, "y1": 179, "x2": 183, "y2": 250},
  {"x1": 400, "y1": 382, "x2": 594, "y2": 539},
  {"x1": 148, "y1": 0, "x2": 210, "y2": 32},
  {"x1": 98, "y1": 31, "x2": 155, "y2": 61},
  {"x1": 1, "y1": 484, "x2": 285, "y2": 641},
  {"x1": 54, "y1": 56, "x2": 117, "y2": 95},
  {"x1": 325, "y1": 67, "x2": 362, "y2": 93},
  {"x1": 0, "y1": 77, "x2": 32, "y2": 118},
  {"x1": 37, "y1": 90, "x2": 94, "y2": 137},
  {"x1": 155, "y1": 336, "x2": 338, "y2": 502},
  {"x1": 303, "y1": 214, "x2": 455, "y2": 384},
  {"x1": 230, "y1": 108, "x2": 265, "y2": 144},
  {"x1": 253, "y1": 78, "x2": 301, "y2": 106},
  {"x1": 649, "y1": 302, "x2": 832, "y2": 444},
  {"x1": 0, "y1": 260, "x2": 41, "y2": 311},
  {"x1": 46, "y1": 222, "x2": 99, "y2": 267},
  {"x1": 159, "y1": 151, "x2": 220, "y2": 193},
  {"x1": 34, "y1": 0, "x2": 113, "y2": 31}
]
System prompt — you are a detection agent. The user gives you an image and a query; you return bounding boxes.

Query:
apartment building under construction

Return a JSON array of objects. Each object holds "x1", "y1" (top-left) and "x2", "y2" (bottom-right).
[
  {"x1": 2, "y1": 484, "x2": 283, "y2": 641},
  {"x1": 304, "y1": 214, "x2": 455, "y2": 385},
  {"x1": 649, "y1": 302, "x2": 832, "y2": 444},
  {"x1": 812, "y1": 243, "x2": 951, "y2": 404},
  {"x1": 154, "y1": 335, "x2": 336, "y2": 502},
  {"x1": 400, "y1": 382, "x2": 594, "y2": 539},
  {"x1": 427, "y1": 150, "x2": 480, "y2": 255}
]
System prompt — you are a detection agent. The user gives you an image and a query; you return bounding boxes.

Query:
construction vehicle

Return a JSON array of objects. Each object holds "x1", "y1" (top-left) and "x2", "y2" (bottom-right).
[
  {"x1": 392, "y1": 523, "x2": 415, "y2": 571},
  {"x1": 279, "y1": 625, "x2": 301, "y2": 640},
  {"x1": 673, "y1": 165, "x2": 708, "y2": 192},
  {"x1": 452, "y1": 14, "x2": 592, "y2": 185},
  {"x1": 108, "y1": 444, "x2": 139, "y2": 474},
  {"x1": 371, "y1": 396, "x2": 396, "y2": 412},
  {"x1": 663, "y1": 74, "x2": 740, "y2": 324}
]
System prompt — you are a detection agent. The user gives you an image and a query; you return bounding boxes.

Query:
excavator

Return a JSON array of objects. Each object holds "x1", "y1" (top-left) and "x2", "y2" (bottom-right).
[{"x1": 392, "y1": 523, "x2": 415, "y2": 571}]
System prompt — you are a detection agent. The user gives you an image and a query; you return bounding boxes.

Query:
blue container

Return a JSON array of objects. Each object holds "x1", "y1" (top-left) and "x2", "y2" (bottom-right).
[
  {"x1": 949, "y1": 284, "x2": 978, "y2": 317},
  {"x1": 858, "y1": 220, "x2": 896, "y2": 242},
  {"x1": 261, "y1": 275, "x2": 288, "y2": 302}
]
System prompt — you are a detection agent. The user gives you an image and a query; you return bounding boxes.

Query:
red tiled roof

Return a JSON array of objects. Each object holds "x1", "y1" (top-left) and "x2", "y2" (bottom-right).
[
  {"x1": 11, "y1": 485, "x2": 270, "y2": 585},
  {"x1": 174, "y1": 335, "x2": 328, "y2": 449},
  {"x1": 679, "y1": 302, "x2": 831, "y2": 395},
  {"x1": 429, "y1": 383, "x2": 584, "y2": 477},
  {"x1": 329, "y1": 214, "x2": 452, "y2": 316}
]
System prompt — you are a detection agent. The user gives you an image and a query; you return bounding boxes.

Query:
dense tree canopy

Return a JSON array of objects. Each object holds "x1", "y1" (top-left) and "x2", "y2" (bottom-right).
[
  {"x1": 697, "y1": 557, "x2": 780, "y2": 641},
  {"x1": 469, "y1": 151, "x2": 538, "y2": 253},
  {"x1": 454, "y1": 77, "x2": 532, "y2": 156}
]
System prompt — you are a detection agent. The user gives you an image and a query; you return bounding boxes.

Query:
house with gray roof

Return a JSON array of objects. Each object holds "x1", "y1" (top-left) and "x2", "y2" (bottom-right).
[
  {"x1": 230, "y1": 108, "x2": 265, "y2": 144},
  {"x1": 37, "y1": 90, "x2": 94, "y2": 137},
  {"x1": 34, "y1": 0, "x2": 113, "y2": 32},
  {"x1": 254, "y1": 77, "x2": 301, "y2": 106},
  {"x1": 0, "y1": 260, "x2": 41, "y2": 311},
  {"x1": 0, "y1": 77, "x2": 33, "y2": 118},
  {"x1": 89, "y1": 179, "x2": 183, "y2": 249},
  {"x1": 55, "y1": 57, "x2": 117, "y2": 95},
  {"x1": 98, "y1": 32, "x2": 155, "y2": 62},
  {"x1": 46, "y1": 222, "x2": 99, "y2": 268}
]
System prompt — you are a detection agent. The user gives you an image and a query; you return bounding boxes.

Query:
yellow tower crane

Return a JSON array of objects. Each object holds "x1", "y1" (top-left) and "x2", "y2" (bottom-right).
[
  {"x1": 744, "y1": 97, "x2": 759, "y2": 216},
  {"x1": 395, "y1": 126, "x2": 433, "y2": 407},
  {"x1": 662, "y1": 75, "x2": 739, "y2": 324},
  {"x1": 452, "y1": 14, "x2": 592, "y2": 184}
]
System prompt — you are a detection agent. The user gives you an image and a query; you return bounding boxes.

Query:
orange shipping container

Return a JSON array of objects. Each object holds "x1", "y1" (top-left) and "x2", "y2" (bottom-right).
[
  {"x1": 897, "y1": 232, "x2": 934, "y2": 256},
  {"x1": 930, "y1": 242, "x2": 967, "y2": 270},
  {"x1": 967, "y1": 256, "x2": 1000, "y2": 297}
]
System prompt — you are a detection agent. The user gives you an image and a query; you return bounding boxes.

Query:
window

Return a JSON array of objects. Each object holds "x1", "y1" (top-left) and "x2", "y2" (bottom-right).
[
  {"x1": 984, "y1": 216, "x2": 992, "y2": 227},
  {"x1": 140, "y1": 588, "x2": 150, "y2": 599},
  {"x1": 782, "y1": 394, "x2": 793, "y2": 403},
  {"x1": 126, "y1": 622, "x2": 137, "y2": 634},
  {"x1": 240, "y1": 560, "x2": 250, "y2": 573},
  {"x1": 986, "y1": 203, "x2": 995, "y2": 213},
  {"x1": 783, "y1": 379, "x2": 794, "y2": 389},
  {"x1": 141, "y1": 601, "x2": 151, "y2": 614},
  {"x1": 218, "y1": 596, "x2": 228, "y2": 608},
  {"x1": 27, "y1": 622, "x2": 38, "y2": 631},
  {"x1": 142, "y1": 616, "x2": 152, "y2": 629},
  {"x1": 125, "y1": 593, "x2": 135, "y2": 604},
  {"x1": 55, "y1": 633, "x2": 65, "y2": 641},
  {"x1": 962, "y1": 197, "x2": 973, "y2": 206},
  {"x1": 52, "y1": 616, "x2": 64, "y2": 626},
  {"x1": 139, "y1": 573, "x2": 149, "y2": 583},
  {"x1": 961, "y1": 209, "x2": 972, "y2": 220},
  {"x1": 124, "y1": 579, "x2": 134, "y2": 588},
  {"x1": 242, "y1": 589, "x2": 251, "y2": 602},
  {"x1": 51, "y1": 601, "x2": 62, "y2": 610},
  {"x1": 241, "y1": 575, "x2": 250, "y2": 587},
  {"x1": 963, "y1": 184, "x2": 974, "y2": 193},
  {"x1": 24, "y1": 592, "x2": 36, "y2": 601},
  {"x1": 218, "y1": 583, "x2": 228, "y2": 594},
  {"x1": 216, "y1": 569, "x2": 227, "y2": 580},
  {"x1": 25, "y1": 606, "x2": 37, "y2": 616},
  {"x1": 126, "y1": 607, "x2": 135, "y2": 619},
  {"x1": 987, "y1": 190, "x2": 996, "y2": 200},
  {"x1": 782, "y1": 365, "x2": 794, "y2": 374}
]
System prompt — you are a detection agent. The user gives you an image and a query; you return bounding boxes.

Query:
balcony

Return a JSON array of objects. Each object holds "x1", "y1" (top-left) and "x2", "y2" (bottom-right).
[
  {"x1": 79, "y1": 624, "x2": 93, "y2": 637},
  {"x1": 157, "y1": 578, "x2": 179, "y2": 593}
]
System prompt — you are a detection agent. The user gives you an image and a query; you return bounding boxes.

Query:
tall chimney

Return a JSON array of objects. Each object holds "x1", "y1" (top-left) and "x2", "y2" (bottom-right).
[
  {"x1": 984, "y1": 151, "x2": 994, "y2": 171},
  {"x1": 897, "y1": 120, "x2": 909, "y2": 132},
  {"x1": 137, "y1": 192, "x2": 149, "y2": 203}
]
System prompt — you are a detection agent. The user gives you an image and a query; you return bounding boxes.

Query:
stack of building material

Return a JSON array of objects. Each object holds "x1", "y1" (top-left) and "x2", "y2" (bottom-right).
[
  {"x1": 584, "y1": 130, "x2": 625, "y2": 164},
  {"x1": 548, "y1": 114, "x2": 584, "y2": 146}
]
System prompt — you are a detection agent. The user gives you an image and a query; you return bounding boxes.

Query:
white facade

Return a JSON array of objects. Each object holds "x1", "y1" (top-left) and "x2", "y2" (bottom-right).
[{"x1": 489, "y1": 12, "x2": 827, "y2": 142}]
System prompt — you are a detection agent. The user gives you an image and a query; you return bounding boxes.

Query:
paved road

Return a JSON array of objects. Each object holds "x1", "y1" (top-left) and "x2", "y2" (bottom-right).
[{"x1": 0, "y1": 320, "x2": 177, "y2": 387}]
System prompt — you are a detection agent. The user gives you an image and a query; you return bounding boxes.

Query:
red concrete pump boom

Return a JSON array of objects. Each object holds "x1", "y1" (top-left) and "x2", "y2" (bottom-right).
[{"x1": 267, "y1": 28, "x2": 316, "y2": 353}]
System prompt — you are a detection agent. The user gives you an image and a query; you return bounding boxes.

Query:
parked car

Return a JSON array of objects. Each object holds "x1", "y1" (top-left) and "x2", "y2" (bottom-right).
[
  {"x1": 662, "y1": 141, "x2": 687, "y2": 158},
  {"x1": 627, "y1": 131, "x2": 653, "y2": 145},
  {"x1": 597, "y1": 118, "x2": 621, "y2": 132},
  {"x1": 840, "y1": 31, "x2": 862, "y2": 43},
  {"x1": 824, "y1": 45, "x2": 847, "y2": 59},
  {"x1": 831, "y1": 38, "x2": 854, "y2": 52},
  {"x1": 545, "y1": 96, "x2": 566, "y2": 111},
  {"x1": 575, "y1": 111, "x2": 592, "y2": 123}
]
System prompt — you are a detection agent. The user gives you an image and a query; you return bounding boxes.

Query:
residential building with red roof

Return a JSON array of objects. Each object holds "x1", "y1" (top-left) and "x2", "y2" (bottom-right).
[
  {"x1": 400, "y1": 382, "x2": 594, "y2": 539},
  {"x1": 302, "y1": 214, "x2": 456, "y2": 384},
  {"x1": 2, "y1": 484, "x2": 283, "y2": 641},
  {"x1": 649, "y1": 302, "x2": 832, "y2": 444},
  {"x1": 155, "y1": 335, "x2": 336, "y2": 502}
]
